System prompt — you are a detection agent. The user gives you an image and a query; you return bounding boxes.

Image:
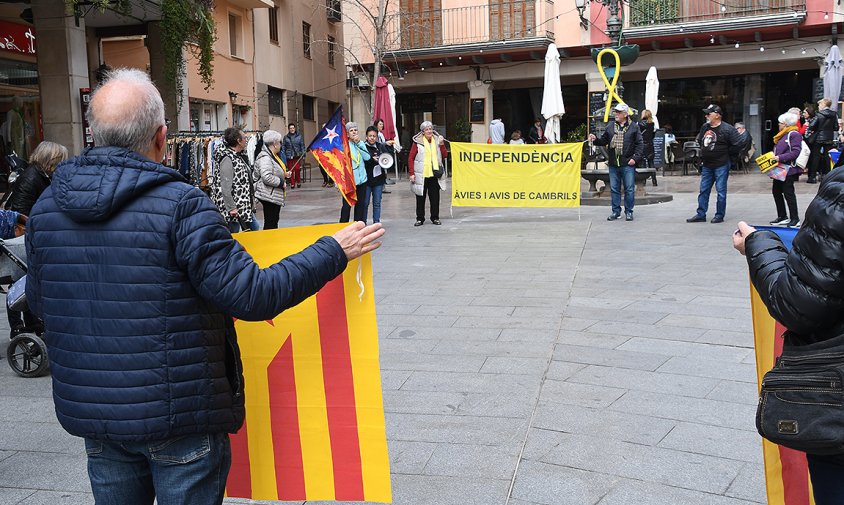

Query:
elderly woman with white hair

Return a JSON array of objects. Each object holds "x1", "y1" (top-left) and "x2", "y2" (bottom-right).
[
  {"x1": 254, "y1": 129, "x2": 291, "y2": 229},
  {"x1": 408, "y1": 120, "x2": 448, "y2": 226},
  {"x1": 768, "y1": 111, "x2": 803, "y2": 227}
]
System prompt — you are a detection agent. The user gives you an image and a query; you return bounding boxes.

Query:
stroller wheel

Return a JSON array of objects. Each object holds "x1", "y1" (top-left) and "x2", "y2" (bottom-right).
[{"x1": 6, "y1": 333, "x2": 49, "y2": 378}]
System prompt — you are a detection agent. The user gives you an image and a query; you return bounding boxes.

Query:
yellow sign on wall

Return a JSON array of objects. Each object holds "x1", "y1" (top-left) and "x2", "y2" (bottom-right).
[{"x1": 450, "y1": 142, "x2": 582, "y2": 208}]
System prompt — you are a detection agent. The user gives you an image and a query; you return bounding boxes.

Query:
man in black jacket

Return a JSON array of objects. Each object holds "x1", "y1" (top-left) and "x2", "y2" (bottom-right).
[
  {"x1": 687, "y1": 104, "x2": 742, "y2": 224},
  {"x1": 806, "y1": 97, "x2": 838, "y2": 183},
  {"x1": 732, "y1": 166, "x2": 844, "y2": 503},
  {"x1": 589, "y1": 103, "x2": 644, "y2": 221}
]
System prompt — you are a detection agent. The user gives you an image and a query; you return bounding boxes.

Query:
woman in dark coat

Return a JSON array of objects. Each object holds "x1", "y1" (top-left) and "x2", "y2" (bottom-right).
[
  {"x1": 6, "y1": 141, "x2": 68, "y2": 216},
  {"x1": 639, "y1": 109, "x2": 656, "y2": 186},
  {"x1": 733, "y1": 161, "x2": 844, "y2": 503}
]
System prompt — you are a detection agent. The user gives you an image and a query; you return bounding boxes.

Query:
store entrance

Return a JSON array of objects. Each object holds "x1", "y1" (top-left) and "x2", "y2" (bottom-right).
[
  {"x1": 492, "y1": 85, "x2": 587, "y2": 143},
  {"x1": 761, "y1": 70, "x2": 815, "y2": 152}
]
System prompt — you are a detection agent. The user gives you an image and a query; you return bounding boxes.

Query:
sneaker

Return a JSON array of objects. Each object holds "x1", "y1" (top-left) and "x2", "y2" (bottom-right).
[
  {"x1": 686, "y1": 215, "x2": 706, "y2": 223},
  {"x1": 607, "y1": 213, "x2": 621, "y2": 221},
  {"x1": 711, "y1": 216, "x2": 724, "y2": 224},
  {"x1": 625, "y1": 212, "x2": 634, "y2": 221},
  {"x1": 770, "y1": 217, "x2": 790, "y2": 225},
  {"x1": 787, "y1": 219, "x2": 801, "y2": 227}
]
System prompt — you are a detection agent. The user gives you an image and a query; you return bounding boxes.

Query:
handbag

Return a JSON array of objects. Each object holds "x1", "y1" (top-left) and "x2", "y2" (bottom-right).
[
  {"x1": 757, "y1": 334, "x2": 844, "y2": 455},
  {"x1": 787, "y1": 131, "x2": 811, "y2": 171}
]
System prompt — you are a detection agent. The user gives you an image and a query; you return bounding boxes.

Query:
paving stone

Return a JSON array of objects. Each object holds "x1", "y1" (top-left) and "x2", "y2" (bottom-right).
[
  {"x1": 617, "y1": 337, "x2": 753, "y2": 362},
  {"x1": 0, "y1": 452, "x2": 90, "y2": 492},
  {"x1": 431, "y1": 340, "x2": 553, "y2": 358},
  {"x1": 555, "y1": 330, "x2": 631, "y2": 349},
  {"x1": 0, "y1": 488, "x2": 34, "y2": 504},
  {"x1": 379, "y1": 338, "x2": 440, "y2": 354},
  {"x1": 16, "y1": 491, "x2": 94, "y2": 505},
  {"x1": 390, "y1": 473, "x2": 511, "y2": 505},
  {"x1": 385, "y1": 326, "x2": 501, "y2": 341},
  {"x1": 585, "y1": 320, "x2": 706, "y2": 341},
  {"x1": 422, "y1": 443, "x2": 519, "y2": 479},
  {"x1": 609, "y1": 390, "x2": 757, "y2": 430},
  {"x1": 386, "y1": 413, "x2": 527, "y2": 446},
  {"x1": 532, "y1": 403, "x2": 675, "y2": 446},
  {"x1": 380, "y1": 352, "x2": 487, "y2": 373},
  {"x1": 0, "y1": 422, "x2": 80, "y2": 455},
  {"x1": 375, "y1": 303, "x2": 419, "y2": 315},
  {"x1": 706, "y1": 380, "x2": 759, "y2": 405},
  {"x1": 0, "y1": 395, "x2": 56, "y2": 423},
  {"x1": 540, "y1": 432, "x2": 745, "y2": 494},
  {"x1": 558, "y1": 317, "x2": 599, "y2": 331},
  {"x1": 375, "y1": 314, "x2": 459, "y2": 329},
  {"x1": 695, "y1": 329, "x2": 755, "y2": 347},
  {"x1": 413, "y1": 304, "x2": 516, "y2": 317},
  {"x1": 497, "y1": 328, "x2": 559, "y2": 343},
  {"x1": 387, "y1": 440, "x2": 437, "y2": 474},
  {"x1": 658, "y1": 421, "x2": 763, "y2": 463},
  {"x1": 452, "y1": 316, "x2": 561, "y2": 330},
  {"x1": 400, "y1": 371, "x2": 537, "y2": 394},
  {"x1": 539, "y1": 380, "x2": 627, "y2": 409},
  {"x1": 563, "y1": 305, "x2": 669, "y2": 325},
  {"x1": 656, "y1": 356, "x2": 758, "y2": 383},
  {"x1": 597, "y1": 478, "x2": 763, "y2": 505},
  {"x1": 510, "y1": 459, "x2": 620, "y2": 505},
  {"x1": 568, "y1": 364, "x2": 721, "y2": 398},
  {"x1": 725, "y1": 462, "x2": 768, "y2": 503},
  {"x1": 544, "y1": 361, "x2": 587, "y2": 381},
  {"x1": 480, "y1": 357, "x2": 550, "y2": 375},
  {"x1": 553, "y1": 343, "x2": 670, "y2": 371},
  {"x1": 659, "y1": 313, "x2": 754, "y2": 333}
]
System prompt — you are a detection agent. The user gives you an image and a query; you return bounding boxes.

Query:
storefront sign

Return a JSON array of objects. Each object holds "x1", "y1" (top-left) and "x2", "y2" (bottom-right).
[
  {"x1": 450, "y1": 142, "x2": 582, "y2": 208},
  {"x1": 0, "y1": 21, "x2": 35, "y2": 55}
]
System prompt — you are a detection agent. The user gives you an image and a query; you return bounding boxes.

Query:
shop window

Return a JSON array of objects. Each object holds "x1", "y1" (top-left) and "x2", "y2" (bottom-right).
[
  {"x1": 268, "y1": 87, "x2": 282, "y2": 116},
  {"x1": 303, "y1": 22, "x2": 311, "y2": 59},
  {"x1": 229, "y1": 13, "x2": 243, "y2": 58},
  {"x1": 327, "y1": 35, "x2": 336, "y2": 67},
  {"x1": 303, "y1": 95, "x2": 314, "y2": 121},
  {"x1": 269, "y1": 7, "x2": 279, "y2": 44}
]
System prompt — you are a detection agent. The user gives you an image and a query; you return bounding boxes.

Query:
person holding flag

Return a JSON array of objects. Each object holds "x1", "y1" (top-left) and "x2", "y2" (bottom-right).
[
  {"x1": 307, "y1": 107, "x2": 365, "y2": 218},
  {"x1": 338, "y1": 122, "x2": 369, "y2": 222}
]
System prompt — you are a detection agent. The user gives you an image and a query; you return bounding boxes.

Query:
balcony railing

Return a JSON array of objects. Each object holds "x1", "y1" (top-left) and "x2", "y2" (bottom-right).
[
  {"x1": 384, "y1": 0, "x2": 554, "y2": 51},
  {"x1": 628, "y1": 0, "x2": 806, "y2": 26}
]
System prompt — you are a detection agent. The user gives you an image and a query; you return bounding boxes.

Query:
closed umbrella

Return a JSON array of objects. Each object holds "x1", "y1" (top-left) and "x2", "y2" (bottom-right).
[
  {"x1": 373, "y1": 75, "x2": 399, "y2": 178},
  {"x1": 824, "y1": 45, "x2": 843, "y2": 105},
  {"x1": 645, "y1": 66, "x2": 660, "y2": 130},
  {"x1": 541, "y1": 43, "x2": 565, "y2": 143}
]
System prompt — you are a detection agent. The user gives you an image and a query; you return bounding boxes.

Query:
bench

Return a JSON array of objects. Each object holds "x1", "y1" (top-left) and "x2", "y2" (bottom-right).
[{"x1": 581, "y1": 168, "x2": 657, "y2": 197}]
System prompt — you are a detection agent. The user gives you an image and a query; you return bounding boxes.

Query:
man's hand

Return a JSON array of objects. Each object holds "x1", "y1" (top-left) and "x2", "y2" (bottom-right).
[
  {"x1": 588, "y1": 134, "x2": 596, "y2": 142},
  {"x1": 628, "y1": 159, "x2": 636, "y2": 166},
  {"x1": 732, "y1": 221, "x2": 757, "y2": 256},
  {"x1": 229, "y1": 209, "x2": 239, "y2": 218},
  {"x1": 333, "y1": 222, "x2": 385, "y2": 260}
]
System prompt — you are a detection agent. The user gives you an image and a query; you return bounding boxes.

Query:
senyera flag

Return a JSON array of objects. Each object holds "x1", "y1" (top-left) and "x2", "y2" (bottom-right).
[
  {"x1": 308, "y1": 106, "x2": 357, "y2": 206},
  {"x1": 225, "y1": 224, "x2": 391, "y2": 502},
  {"x1": 749, "y1": 225, "x2": 814, "y2": 505}
]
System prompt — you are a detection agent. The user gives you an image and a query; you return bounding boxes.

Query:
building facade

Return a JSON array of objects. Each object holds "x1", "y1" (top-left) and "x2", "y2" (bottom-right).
[{"x1": 345, "y1": 0, "x2": 839, "y2": 153}]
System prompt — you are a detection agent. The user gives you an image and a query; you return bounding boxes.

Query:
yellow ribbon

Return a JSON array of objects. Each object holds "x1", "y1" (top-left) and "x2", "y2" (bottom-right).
[{"x1": 597, "y1": 48, "x2": 626, "y2": 123}]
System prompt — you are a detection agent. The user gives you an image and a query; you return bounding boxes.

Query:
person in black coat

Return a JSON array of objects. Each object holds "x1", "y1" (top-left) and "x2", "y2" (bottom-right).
[
  {"x1": 805, "y1": 98, "x2": 838, "y2": 183},
  {"x1": 5, "y1": 141, "x2": 68, "y2": 216},
  {"x1": 362, "y1": 126, "x2": 388, "y2": 223},
  {"x1": 639, "y1": 109, "x2": 657, "y2": 186},
  {"x1": 733, "y1": 167, "x2": 844, "y2": 504},
  {"x1": 588, "y1": 103, "x2": 644, "y2": 221}
]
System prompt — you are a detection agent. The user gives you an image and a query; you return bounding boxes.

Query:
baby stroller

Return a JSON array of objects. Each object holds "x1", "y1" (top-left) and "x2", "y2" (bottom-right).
[
  {"x1": 0, "y1": 238, "x2": 48, "y2": 377},
  {"x1": 683, "y1": 141, "x2": 702, "y2": 175}
]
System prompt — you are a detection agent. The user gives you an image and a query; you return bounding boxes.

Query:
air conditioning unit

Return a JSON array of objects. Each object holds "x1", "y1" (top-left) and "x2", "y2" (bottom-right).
[
  {"x1": 327, "y1": 0, "x2": 341, "y2": 22},
  {"x1": 346, "y1": 73, "x2": 370, "y2": 90}
]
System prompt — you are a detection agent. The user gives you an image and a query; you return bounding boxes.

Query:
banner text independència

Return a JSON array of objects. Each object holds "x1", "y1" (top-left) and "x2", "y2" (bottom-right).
[{"x1": 457, "y1": 151, "x2": 576, "y2": 164}]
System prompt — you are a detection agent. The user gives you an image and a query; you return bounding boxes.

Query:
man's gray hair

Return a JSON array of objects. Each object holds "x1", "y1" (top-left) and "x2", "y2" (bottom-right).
[
  {"x1": 735, "y1": 122, "x2": 745, "y2": 129},
  {"x1": 263, "y1": 130, "x2": 282, "y2": 145},
  {"x1": 87, "y1": 68, "x2": 165, "y2": 154}
]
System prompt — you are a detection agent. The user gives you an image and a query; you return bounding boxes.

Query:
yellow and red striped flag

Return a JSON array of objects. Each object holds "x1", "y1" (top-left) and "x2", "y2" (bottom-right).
[
  {"x1": 226, "y1": 223, "x2": 391, "y2": 502},
  {"x1": 749, "y1": 226, "x2": 813, "y2": 505}
]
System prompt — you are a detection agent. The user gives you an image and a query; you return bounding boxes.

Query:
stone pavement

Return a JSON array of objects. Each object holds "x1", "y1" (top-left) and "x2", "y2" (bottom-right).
[{"x1": 0, "y1": 170, "x2": 825, "y2": 504}]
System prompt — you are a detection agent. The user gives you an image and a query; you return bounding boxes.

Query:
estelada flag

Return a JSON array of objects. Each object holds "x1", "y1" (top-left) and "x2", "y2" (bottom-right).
[
  {"x1": 749, "y1": 225, "x2": 814, "y2": 505},
  {"x1": 225, "y1": 224, "x2": 391, "y2": 502},
  {"x1": 308, "y1": 106, "x2": 357, "y2": 206}
]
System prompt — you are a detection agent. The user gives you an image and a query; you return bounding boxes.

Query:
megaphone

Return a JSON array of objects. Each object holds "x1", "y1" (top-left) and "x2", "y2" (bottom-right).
[{"x1": 378, "y1": 152, "x2": 394, "y2": 169}]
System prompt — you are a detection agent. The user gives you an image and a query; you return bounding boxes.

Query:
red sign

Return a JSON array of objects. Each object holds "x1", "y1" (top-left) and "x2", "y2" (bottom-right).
[{"x1": 0, "y1": 21, "x2": 35, "y2": 55}]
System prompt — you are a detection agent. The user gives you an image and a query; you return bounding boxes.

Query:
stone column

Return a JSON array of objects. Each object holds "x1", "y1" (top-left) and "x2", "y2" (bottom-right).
[
  {"x1": 467, "y1": 80, "x2": 492, "y2": 143},
  {"x1": 32, "y1": 0, "x2": 89, "y2": 154},
  {"x1": 146, "y1": 22, "x2": 190, "y2": 131}
]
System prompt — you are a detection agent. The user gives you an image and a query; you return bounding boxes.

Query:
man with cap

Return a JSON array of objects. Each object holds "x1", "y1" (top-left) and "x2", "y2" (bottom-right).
[
  {"x1": 589, "y1": 103, "x2": 644, "y2": 221},
  {"x1": 687, "y1": 104, "x2": 742, "y2": 224}
]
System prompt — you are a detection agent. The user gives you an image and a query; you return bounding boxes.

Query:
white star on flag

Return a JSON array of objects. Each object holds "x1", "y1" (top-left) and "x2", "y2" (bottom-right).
[{"x1": 323, "y1": 126, "x2": 339, "y2": 144}]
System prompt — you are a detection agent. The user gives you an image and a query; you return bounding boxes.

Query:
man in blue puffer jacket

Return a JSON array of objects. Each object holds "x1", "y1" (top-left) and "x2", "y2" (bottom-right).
[{"x1": 24, "y1": 68, "x2": 385, "y2": 505}]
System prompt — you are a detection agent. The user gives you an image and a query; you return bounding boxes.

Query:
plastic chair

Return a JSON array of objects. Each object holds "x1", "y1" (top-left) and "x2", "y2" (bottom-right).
[{"x1": 683, "y1": 141, "x2": 701, "y2": 175}]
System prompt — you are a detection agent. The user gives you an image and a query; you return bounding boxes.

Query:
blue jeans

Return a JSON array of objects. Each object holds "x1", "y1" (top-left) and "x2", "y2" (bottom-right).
[
  {"x1": 808, "y1": 453, "x2": 844, "y2": 504},
  {"x1": 608, "y1": 165, "x2": 635, "y2": 215},
  {"x1": 364, "y1": 184, "x2": 384, "y2": 223},
  {"x1": 696, "y1": 164, "x2": 730, "y2": 219},
  {"x1": 227, "y1": 214, "x2": 260, "y2": 233},
  {"x1": 85, "y1": 433, "x2": 231, "y2": 505}
]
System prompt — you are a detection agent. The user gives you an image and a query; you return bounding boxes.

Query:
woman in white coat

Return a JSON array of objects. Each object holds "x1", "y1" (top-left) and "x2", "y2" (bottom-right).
[
  {"x1": 408, "y1": 121, "x2": 448, "y2": 226},
  {"x1": 254, "y1": 130, "x2": 290, "y2": 229}
]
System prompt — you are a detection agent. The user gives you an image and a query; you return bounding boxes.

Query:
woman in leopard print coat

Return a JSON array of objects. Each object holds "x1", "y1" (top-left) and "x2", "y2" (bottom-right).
[{"x1": 211, "y1": 127, "x2": 257, "y2": 232}]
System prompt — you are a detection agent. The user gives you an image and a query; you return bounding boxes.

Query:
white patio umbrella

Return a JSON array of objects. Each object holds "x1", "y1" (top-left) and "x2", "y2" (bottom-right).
[
  {"x1": 541, "y1": 43, "x2": 565, "y2": 143},
  {"x1": 645, "y1": 66, "x2": 660, "y2": 130},
  {"x1": 824, "y1": 45, "x2": 843, "y2": 105}
]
